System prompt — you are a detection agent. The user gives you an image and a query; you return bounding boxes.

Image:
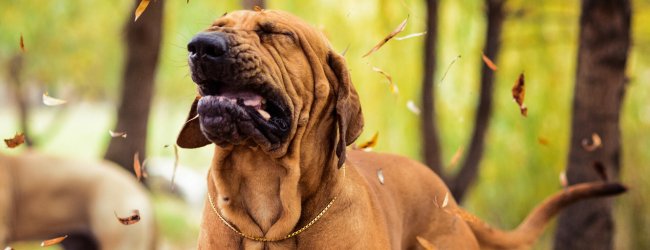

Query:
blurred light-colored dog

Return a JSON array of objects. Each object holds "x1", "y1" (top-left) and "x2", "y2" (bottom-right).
[{"x1": 0, "y1": 151, "x2": 155, "y2": 249}]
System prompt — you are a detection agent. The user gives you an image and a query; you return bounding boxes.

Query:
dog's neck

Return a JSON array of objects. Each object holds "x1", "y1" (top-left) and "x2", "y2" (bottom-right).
[{"x1": 207, "y1": 119, "x2": 342, "y2": 240}]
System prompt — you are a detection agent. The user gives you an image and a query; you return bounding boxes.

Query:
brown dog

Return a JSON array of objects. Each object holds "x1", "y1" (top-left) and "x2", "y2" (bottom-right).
[
  {"x1": 176, "y1": 10, "x2": 625, "y2": 249},
  {"x1": 0, "y1": 151, "x2": 155, "y2": 249}
]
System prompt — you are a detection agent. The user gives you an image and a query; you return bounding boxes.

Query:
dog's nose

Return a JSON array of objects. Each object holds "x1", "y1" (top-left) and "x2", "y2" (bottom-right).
[{"x1": 188, "y1": 32, "x2": 228, "y2": 59}]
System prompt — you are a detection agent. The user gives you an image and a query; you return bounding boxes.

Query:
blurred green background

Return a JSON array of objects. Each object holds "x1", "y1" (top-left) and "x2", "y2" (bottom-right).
[{"x1": 1, "y1": 0, "x2": 649, "y2": 249}]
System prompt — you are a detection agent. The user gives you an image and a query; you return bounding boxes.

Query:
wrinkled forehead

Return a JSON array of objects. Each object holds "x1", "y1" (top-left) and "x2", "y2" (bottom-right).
[{"x1": 208, "y1": 10, "x2": 332, "y2": 52}]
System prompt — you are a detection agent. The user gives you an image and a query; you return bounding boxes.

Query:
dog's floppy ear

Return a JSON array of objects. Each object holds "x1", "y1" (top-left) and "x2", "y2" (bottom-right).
[
  {"x1": 176, "y1": 96, "x2": 211, "y2": 148},
  {"x1": 328, "y1": 52, "x2": 364, "y2": 168}
]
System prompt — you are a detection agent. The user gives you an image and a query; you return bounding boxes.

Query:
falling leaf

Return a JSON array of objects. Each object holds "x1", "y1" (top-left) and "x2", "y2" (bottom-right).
[
  {"x1": 5, "y1": 246, "x2": 14, "y2": 250},
  {"x1": 448, "y1": 146, "x2": 464, "y2": 168},
  {"x1": 4, "y1": 133, "x2": 25, "y2": 148},
  {"x1": 133, "y1": 152, "x2": 143, "y2": 181},
  {"x1": 416, "y1": 236, "x2": 437, "y2": 250},
  {"x1": 134, "y1": 0, "x2": 150, "y2": 22},
  {"x1": 559, "y1": 171, "x2": 568, "y2": 188},
  {"x1": 581, "y1": 133, "x2": 602, "y2": 151},
  {"x1": 406, "y1": 100, "x2": 421, "y2": 115},
  {"x1": 109, "y1": 130, "x2": 127, "y2": 138},
  {"x1": 163, "y1": 144, "x2": 170, "y2": 148},
  {"x1": 371, "y1": 66, "x2": 398, "y2": 95},
  {"x1": 19, "y1": 34, "x2": 25, "y2": 53},
  {"x1": 593, "y1": 161, "x2": 608, "y2": 181},
  {"x1": 42, "y1": 92, "x2": 67, "y2": 106},
  {"x1": 395, "y1": 31, "x2": 426, "y2": 41},
  {"x1": 481, "y1": 53, "x2": 498, "y2": 71},
  {"x1": 441, "y1": 192, "x2": 449, "y2": 208},
  {"x1": 253, "y1": 6, "x2": 263, "y2": 11},
  {"x1": 171, "y1": 144, "x2": 179, "y2": 190},
  {"x1": 362, "y1": 16, "x2": 409, "y2": 58},
  {"x1": 538, "y1": 137, "x2": 549, "y2": 146},
  {"x1": 340, "y1": 44, "x2": 351, "y2": 56},
  {"x1": 357, "y1": 132, "x2": 379, "y2": 151},
  {"x1": 377, "y1": 168, "x2": 385, "y2": 185},
  {"x1": 40, "y1": 235, "x2": 68, "y2": 247},
  {"x1": 114, "y1": 210, "x2": 141, "y2": 225},
  {"x1": 511, "y1": 73, "x2": 527, "y2": 117},
  {"x1": 439, "y1": 55, "x2": 461, "y2": 84}
]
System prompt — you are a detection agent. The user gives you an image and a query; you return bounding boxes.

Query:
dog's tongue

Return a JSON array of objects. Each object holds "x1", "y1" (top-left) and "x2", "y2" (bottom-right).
[{"x1": 217, "y1": 91, "x2": 271, "y2": 120}]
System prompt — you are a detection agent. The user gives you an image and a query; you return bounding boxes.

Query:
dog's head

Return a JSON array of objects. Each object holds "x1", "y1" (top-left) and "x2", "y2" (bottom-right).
[{"x1": 177, "y1": 10, "x2": 363, "y2": 165}]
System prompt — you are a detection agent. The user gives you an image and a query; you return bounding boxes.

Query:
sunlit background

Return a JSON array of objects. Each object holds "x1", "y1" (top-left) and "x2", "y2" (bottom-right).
[{"x1": 1, "y1": 0, "x2": 649, "y2": 249}]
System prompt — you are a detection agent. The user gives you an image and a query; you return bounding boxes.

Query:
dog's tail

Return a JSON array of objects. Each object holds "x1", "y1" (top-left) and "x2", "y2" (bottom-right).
[{"x1": 455, "y1": 182, "x2": 626, "y2": 250}]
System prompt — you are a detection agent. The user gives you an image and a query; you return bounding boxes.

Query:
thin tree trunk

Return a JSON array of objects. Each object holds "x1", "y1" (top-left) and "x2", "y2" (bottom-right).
[
  {"x1": 450, "y1": 0, "x2": 504, "y2": 202},
  {"x1": 554, "y1": 0, "x2": 630, "y2": 249},
  {"x1": 421, "y1": 0, "x2": 444, "y2": 177},
  {"x1": 104, "y1": 0, "x2": 164, "y2": 173},
  {"x1": 241, "y1": 0, "x2": 265, "y2": 9},
  {"x1": 8, "y1": 54, "x2": 33, "y2": 147}
]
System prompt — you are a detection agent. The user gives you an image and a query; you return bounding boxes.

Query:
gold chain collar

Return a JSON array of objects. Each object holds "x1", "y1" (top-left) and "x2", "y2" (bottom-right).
[{"x1": 207, "y1": 164, "x2": 345, "y2": 242}]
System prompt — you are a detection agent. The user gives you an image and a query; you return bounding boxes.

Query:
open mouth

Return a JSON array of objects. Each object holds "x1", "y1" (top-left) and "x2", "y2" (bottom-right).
[{"x1": 196, "y1": 81, "x2": 291, "y2": 149}]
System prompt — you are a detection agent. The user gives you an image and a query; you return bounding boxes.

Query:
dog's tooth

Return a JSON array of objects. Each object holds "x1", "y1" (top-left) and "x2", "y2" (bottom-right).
[{"x1": 257, "y1": 109, "x2": 271, "y2": 121}]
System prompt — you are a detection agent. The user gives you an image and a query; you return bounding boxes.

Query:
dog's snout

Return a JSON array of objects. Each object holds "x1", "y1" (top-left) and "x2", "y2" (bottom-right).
[{"x1": 188, "y1": 32, "x2": 228, "y2": 59}]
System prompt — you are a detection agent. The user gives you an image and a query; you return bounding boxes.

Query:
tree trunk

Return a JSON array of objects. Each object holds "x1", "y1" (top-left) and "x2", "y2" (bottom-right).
[
  {"x1": 554, "y1": 0, "x2": 630, "y2": 249},
  {"x1": 450, "y1": 0, "x2": 504, "y2": 202},
  {"x1": 104, "y1": 0, "x2": 164, "y2": 174},
  {"x1": 241, "y1": 0, "x2": 265, "y2": 9},
  {"x1": 421, "y1": 0, "x2": 444, "y2": 177}
]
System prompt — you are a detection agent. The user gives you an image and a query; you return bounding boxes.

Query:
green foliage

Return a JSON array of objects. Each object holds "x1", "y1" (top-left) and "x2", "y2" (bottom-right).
[{"x1": 1, "y1": 0, "x2": 649, "y2": 248}]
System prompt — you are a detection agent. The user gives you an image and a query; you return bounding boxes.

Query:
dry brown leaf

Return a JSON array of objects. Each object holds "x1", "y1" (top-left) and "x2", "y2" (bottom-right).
[
  {"x1": 511, "y1": 73, "x2": 527, "y2": 117},
  {"x1": 581, "y1": 133, "x2": 602, "y2": 151},
  {"x1": 448, "y1": 146, "x2": 464, "y2": 168},
  {"x1": 133, "y1": 152, "x2": 142, "y2": 181},
  {"x1": 253, "y1": 6, "x2": 263, "y2": 12},
  {"x1": 134, "y1": 0, "x2": 150, "y2": 22},
  {"x1": 19, "y1": 34, "x2": 25, "y2": 53},
  {"x1": 538, "y1": 137, "x2": 550, "y2": 146},
  {"x1": 593, "y1": 161, "x2": 608, "y2": 181},
  {"x1": 377, "y1": 168, "x2": 385, "y2": 185},
  {"x1": 40, "y1": 235, "x2": 68, "y2": 247},
  {"x1": 109, "y1": 130, "x2": 127, "y2": 138},
  {"x1": 42, "y1": 92, "x2": 67, "y2": 106},
  {"x1": 171, "y1": 144, "x2": 179, "y2": 190},
  {"x1": 4, "y1": 133, "x2": 25, "y2": 148},
  {"x1": 416, "y1": 236, "x2": 437, "y2": 250},
  {"x1": 395, "y1": 31, "x2": 426, "y2": 41},
  {"x1": 406, "y1": 100, "x2": 421, "y2": 115},
  {"x1": 482, "y1": 53, "x2": 498, "y2": 71},
  {"x1": 441, "y1": 192, "x2": 449, "y2": 208},
  {"x1": 115, "y1": 210, "x2": 141, "y2": 225},
  {"x1": 371, "y1": 66, "x2": 398, "y2": 95},
  {"x1": 357, "y1": 132, "x2": 379, "y2": 151},
  {"x1": 362, "y1": 16, "x2": 408, "y2": 58}
]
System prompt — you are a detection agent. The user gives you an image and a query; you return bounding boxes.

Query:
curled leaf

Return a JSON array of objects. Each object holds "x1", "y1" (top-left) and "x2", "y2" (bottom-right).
[
  {"x1": 40, "y1": 235, "x2": 68, "y2": 247},
  {"x1": 448, "y1": 146, "x2": 464, "y2": 168},
  {"x1": 395, "y1": 31, "x2": 426, "y2": 41},
  {"x1": 115, "y1": 210, "x2": 141, "y2": 225},
  {"x1": 406, "y1": 100, "x2": 421, "y2": 115},
  {"x1": 4, "y1": 133, "x2": 25, "y2": 148},
  {"x1": 511, "y1": 73, "x2": 527, "y2": 117},
  {"x1": 42, "y1": 92, "x2": 67, "y2": 106},
  {"x1": 20, "y1": 34, "x2": 25, "y2": 53},
  {"x1": 371, "y1": 66, "x2": 398, "y2": 95},
  {"x1": 362, "y1": 16, "x2": 408, "y2": 58},
  {"x1": 357, "y1": 132, "x2": 379, "y2": 151},
  {"x1": 377, "y1": 168, "x2": 385, "y2": 185},
  {"x1": 134, "y1": 0, "x2": 150, "y2": 22},
  {"x1": 133, "y1": 152, "x2": 143, "y2": 181},
  {"x1": 581, "y1": 133, "x2": 602, "y2": 151},
  {"x1": 481, "y1": 53, "x2": 498, "y2": 71},
  {"x1": 109, "y1": 130, "x2": 127, "y2": 138},
  {"x1": 416, "y1": 236, "x2": 437, "y2": 250},
  {"x1": 538, "y1": 137, "x2": 549, "y2": 146}
]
